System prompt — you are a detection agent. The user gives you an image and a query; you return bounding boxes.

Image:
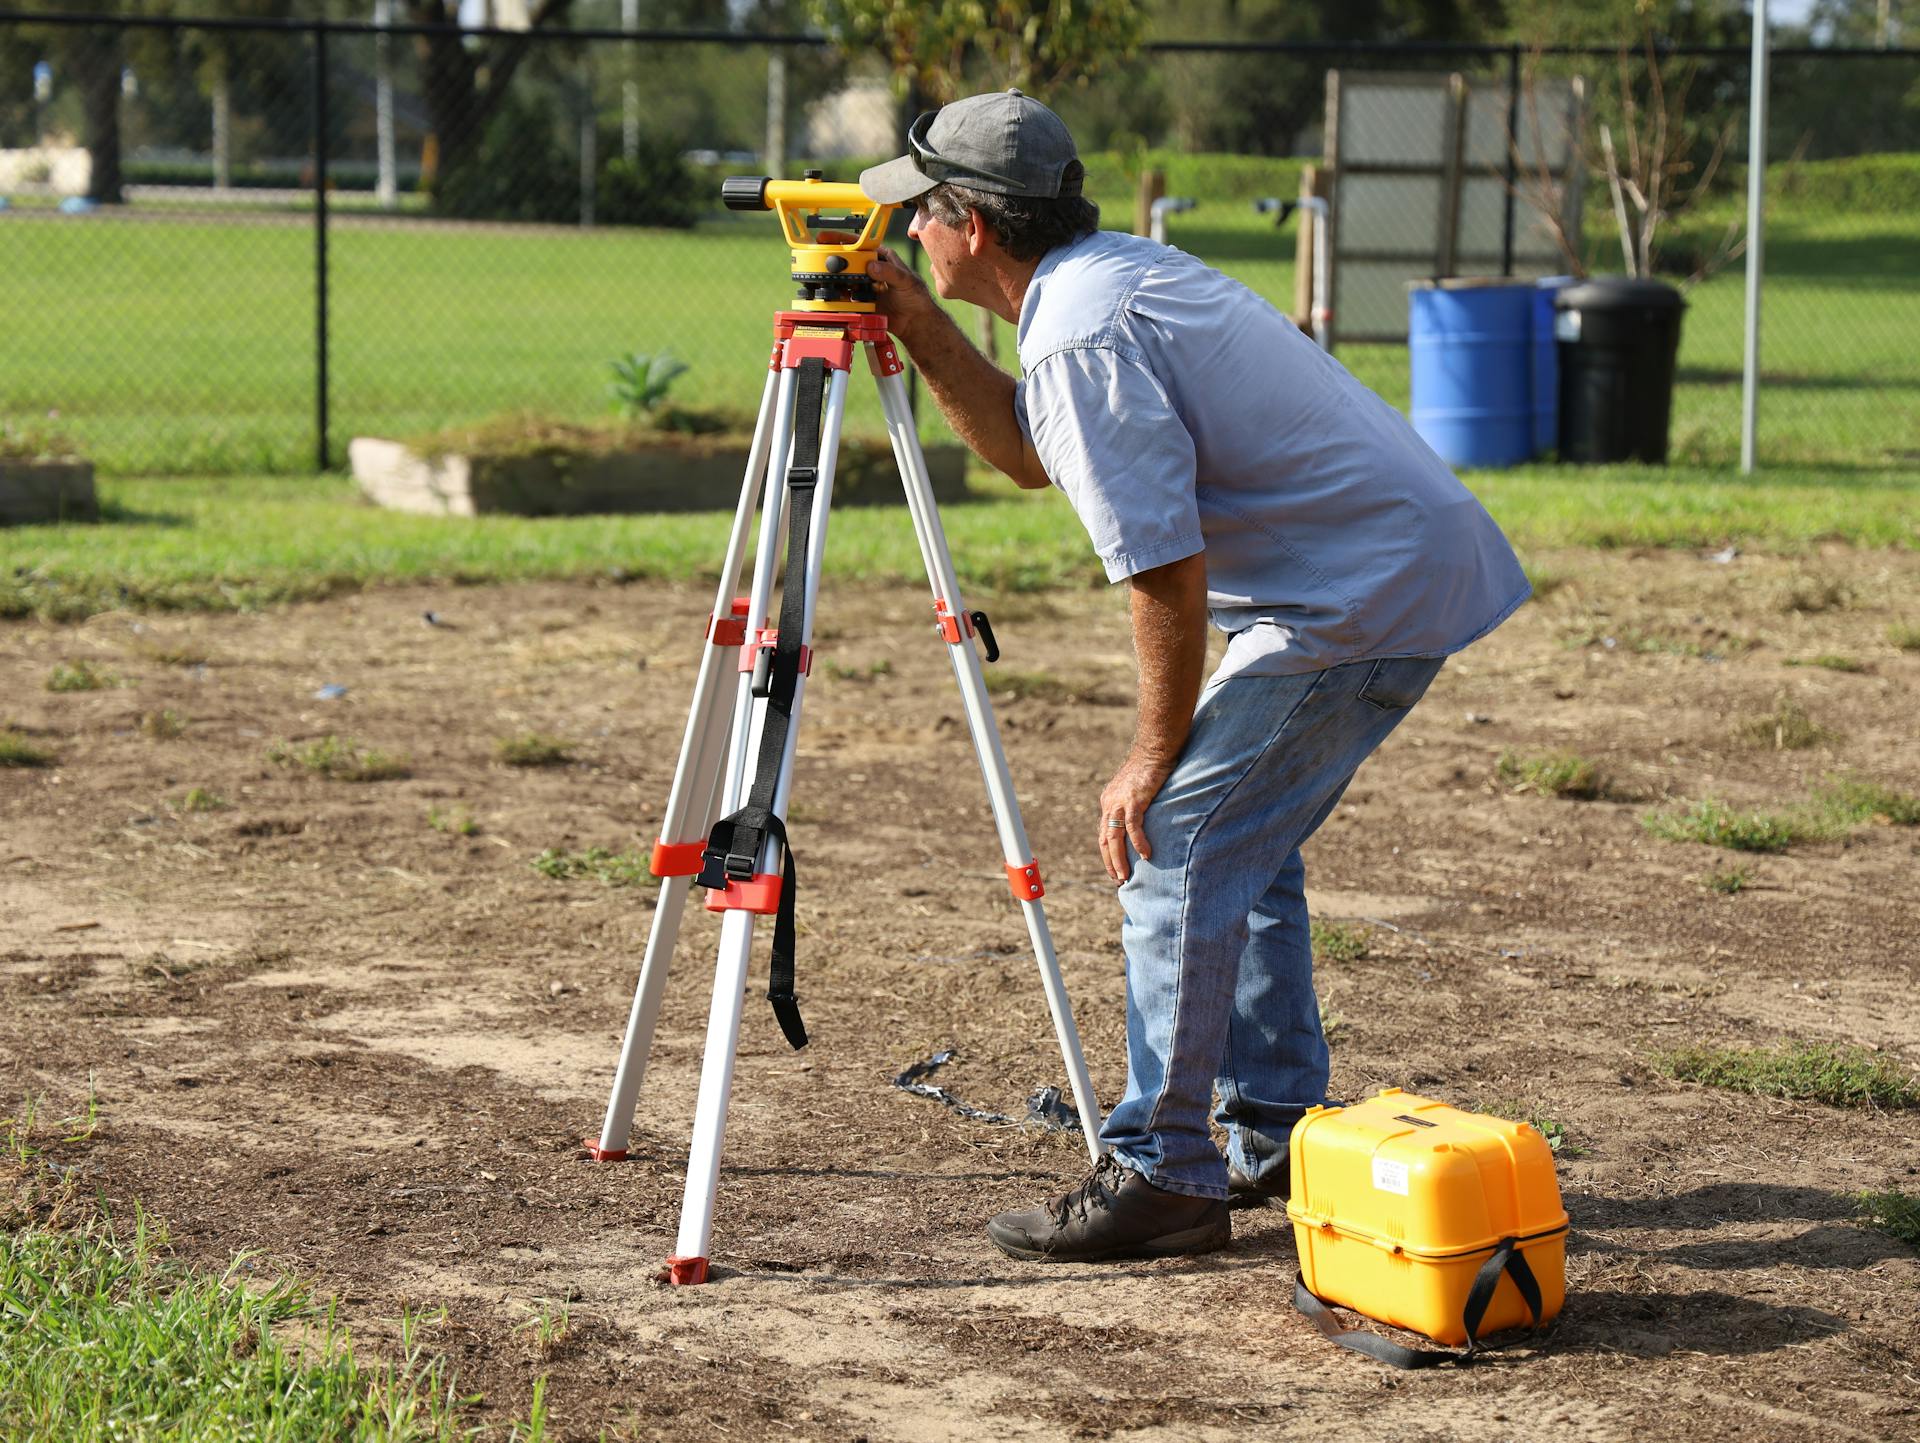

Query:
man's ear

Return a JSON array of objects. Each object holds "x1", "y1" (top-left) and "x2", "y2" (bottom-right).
[{"x1": 963, "y1": 208, "x2": 997, "y2": 257}]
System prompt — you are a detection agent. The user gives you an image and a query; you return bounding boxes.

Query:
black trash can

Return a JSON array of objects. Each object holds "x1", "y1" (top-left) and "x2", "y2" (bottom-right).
[{"x1": 1554, "y1": 277, "x2": 1687, "y2": 463}]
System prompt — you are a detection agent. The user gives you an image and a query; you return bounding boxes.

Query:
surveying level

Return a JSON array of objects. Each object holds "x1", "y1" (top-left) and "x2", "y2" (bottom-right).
[
  {"x1": 583, "y1": 175, "x2": 1105, "y2": 1286},
  {"x1": 721, "y1": 172, "x2": 899, "y2": 311}
]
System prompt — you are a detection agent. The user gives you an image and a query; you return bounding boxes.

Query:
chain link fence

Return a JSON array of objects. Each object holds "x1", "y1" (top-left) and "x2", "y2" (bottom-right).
[{"x1": 1, "y1": 13, "x2": 1914, "y2": 475}]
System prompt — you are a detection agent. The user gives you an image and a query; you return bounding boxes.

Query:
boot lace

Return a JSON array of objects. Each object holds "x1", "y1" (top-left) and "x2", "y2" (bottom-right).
[{"x1": 1048, "y1": 1153, "x2": 1129, "y2": 1228}]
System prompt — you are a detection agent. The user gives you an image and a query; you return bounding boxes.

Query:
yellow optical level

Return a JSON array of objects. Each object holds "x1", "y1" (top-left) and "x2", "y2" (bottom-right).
[{"x1": 722, "y1": 173, "x2": 900, "y2": 313}]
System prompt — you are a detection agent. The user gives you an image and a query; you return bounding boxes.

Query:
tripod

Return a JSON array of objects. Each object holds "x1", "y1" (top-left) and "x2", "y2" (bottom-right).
[{"x1": 584, "y1": 306, "x2": 1105, "y2": 1286}]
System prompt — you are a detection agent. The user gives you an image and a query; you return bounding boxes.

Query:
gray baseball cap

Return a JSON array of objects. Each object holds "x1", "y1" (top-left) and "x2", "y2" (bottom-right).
[{"x1": 860, "y1": 90, "x2": 1082, "y2": 205}]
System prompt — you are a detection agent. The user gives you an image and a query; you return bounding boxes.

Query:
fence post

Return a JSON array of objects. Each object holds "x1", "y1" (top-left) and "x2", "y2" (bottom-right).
[
  {"x1": 1501, "y1": 42, "x2": 1519, "y2": 276},
  {"x1": 313, "y1": 21, "x2": 331, "y2": 472}
]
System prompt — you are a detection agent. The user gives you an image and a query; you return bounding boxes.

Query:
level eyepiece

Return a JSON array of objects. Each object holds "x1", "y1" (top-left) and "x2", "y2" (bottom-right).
[{"x1": 722, "y1": 175, "x2": 772, "y2": 211}]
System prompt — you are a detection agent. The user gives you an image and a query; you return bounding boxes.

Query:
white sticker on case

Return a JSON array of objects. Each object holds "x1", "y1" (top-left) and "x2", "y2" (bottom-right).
[{"x1": 1372, "y1": 1157, "x2": 1410, "y2": 1196}]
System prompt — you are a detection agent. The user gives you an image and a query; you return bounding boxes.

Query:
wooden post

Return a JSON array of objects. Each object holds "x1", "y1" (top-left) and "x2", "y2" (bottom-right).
[
  {"x1": 1293, "y1": 164, "x2": 1317, "y2": 326},
  {"x1": 1135, "y1": 168, "x2": 1165, "y2": 238}
]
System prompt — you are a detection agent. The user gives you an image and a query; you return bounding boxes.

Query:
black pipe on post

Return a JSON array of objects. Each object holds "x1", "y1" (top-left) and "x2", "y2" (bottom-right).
[
  {"x1": 313, "y1": 23, "x2": 331, "y2": 471},
  {"x1": 1501, "y1": 42, "x2": 1520, "y2": 277}
]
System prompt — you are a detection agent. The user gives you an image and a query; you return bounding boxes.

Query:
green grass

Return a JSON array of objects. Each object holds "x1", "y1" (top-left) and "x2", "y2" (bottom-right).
[
  {"x1": 1, "y1": 457, "x2": 1912, "y2": 625},
  {"x1": 1642, "y1": 797, "x2": 1810, "y2": 852},
  {"x1": 1815, "y1": 776, "x2": 1920, "y2": 826},
  {"x1": 1889, "y1": 623, "x2": 1920, "y2": 651},
  {"x1": 45, "y1": 659, "x2": 119, "y2": 692},
  {"x1": 267, "y1": 734, "x2": 411, "y2": 782},
  {"x1": 1310, "y1": 920, "x2": 1370, "y2": 964},
  {"x1": 1656, "y1": 1041, "x2": 1920, "y2": 1109},
  {"x1": 171, "y1": 786, "x2": 229, "y2": 814},
  {"x1": 2, "y1": 161, "x2": 1916, "y2": 475},
  {"x1": 530, "y1": 845, "x2": 654, "y2": 887},
  {"x1": 1858, "y1": 1189, "x2": 1920, "y2": 1248},
  {"x1": 1701, "y1": 864, "x2": 1754, "y2": 895},
  {"x1": 0, "y1": 1216, "x2": 502, "y2": 1441},
  {"x1": 496, "y1": 734, "x2": 575, "y2": 768},
  {"x1": 0, "y1": 730, "x2": 55, "y2": 768},
  {"x1": 1483, "y1": 1101, "x2": 1585, "y2": 1157},
  {"x1": 1496, "y1": 748, "x2": 1609, "y2": 800},
  {"x1": 427, "y1": 804, "x2": 479, "y2": 836},
  {"x1": 1783, "y1": 654, "x2": 1867, "y2": 673},
  {"x1": 1735, "y1": 692, "x2": 1833, "y2": 751}
]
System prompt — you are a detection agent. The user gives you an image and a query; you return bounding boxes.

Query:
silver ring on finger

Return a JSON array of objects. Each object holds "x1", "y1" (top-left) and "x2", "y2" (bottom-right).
[{"x1": 1106, "y1": 817, "x2": 1126, "y2": 829}]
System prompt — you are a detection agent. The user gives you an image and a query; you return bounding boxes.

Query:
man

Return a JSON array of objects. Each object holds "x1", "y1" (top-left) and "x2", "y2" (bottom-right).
[{"x1": 859, "y1": 91, "x2": 1529, "y2": 1263}]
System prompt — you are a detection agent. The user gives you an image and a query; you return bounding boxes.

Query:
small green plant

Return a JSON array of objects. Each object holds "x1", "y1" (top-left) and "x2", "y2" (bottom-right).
[
  {"x1": 268, "y1": 735, "x2": 410, "y2": 782},
  {"x1": 826, "y1": 658, "x2": 894, "y2": 681},
  {"x1": 1815, "y1": 776, "x2": 1920, "y2": 827},
  {"x1": 1310, "y1": 920, "x2": 1370, "y2": 964},
  {"x1": 138, "y1": 708, "x2": 188, "y2": 741},
  {"x1": 0, "y1": 729, "x2": 55, "y2": 768},
  {"x1": 607, "y1": 350, "x2": 688, "y2": 419},
  {"x1": 497, "y1": 734, "x2": 574, "y2": 768},
  {"x1": 1656, "y1": 1041, "x2": 1919, "y2": 1109},
  {"x1": 1485, "y1": 1101, "x2": 1584, "y2": 1157},
  {"x1": 4, "y1": 1093, "x2": 42, "y2": 1165},
  {"x1": 427, "y1": 804, "x2": 479, "y2": 836},
  {"x1": 1857, "y1": 1189, "x2": 1920, "y2": 1248},
  {"x1": 1701, "y1": 864, "x2": 1753, "y2": 895},
  {"x1": 1783, "y1": 654, "x2": 1866, "y2": 674},
  {"x1": 1496, "y1": 749, "x2": 1608, "y2": 800},
  {"x1": 517, "y1": 1299, "x2": 570, "y2": 1361},
  {"x1": 46, "y1": 660, "x2": 117, "y2": 692},
  {"x1": 1887, "y1": 622, "x2": 1920, "y2": 652},
  {"x1": 1642, "y1": 797, "x2": 1806, "y2": 852},
  {"x1": 531, "y1": 846, "x2": 653, "y2": 887},
  {"x1": 1318, "y1": 998, "x2": 1347, "y2": 1044},
  {"x1": 173, "y1": 787, "x2": 229, "y2": 814},
  {"x1": 1736, "y1": 692, "x2": 1831, "y2": 751}
]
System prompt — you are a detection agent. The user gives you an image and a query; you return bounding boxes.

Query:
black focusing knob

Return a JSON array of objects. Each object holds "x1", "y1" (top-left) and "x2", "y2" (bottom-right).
[
  {"x1": 721, "y1": 175, "x2": 771, "y2": 211},
  {"x1": 824, "y1": 255, "x2": 848, "y2": 274}
]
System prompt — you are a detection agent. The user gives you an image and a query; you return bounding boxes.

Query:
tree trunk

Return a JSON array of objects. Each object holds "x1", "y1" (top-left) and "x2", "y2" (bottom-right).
[
  {"x1": 411, "y1": 0, "x2": 576, "y2": 182},
  {"x1": 78, "y1": 36, "x2": 124, "y2": 205},
  {"x1": 212, "y1": 66, "x2": 231, "y2": 190}
]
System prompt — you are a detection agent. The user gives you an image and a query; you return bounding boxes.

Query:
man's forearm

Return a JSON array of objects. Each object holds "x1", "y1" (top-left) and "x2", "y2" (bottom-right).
[
  {"x1": 1127, "y1": 552, "x2": 1210, "y2": 767},
  {"x1": 897, "y1": 308, "x2": 1046, "y2": 488}
]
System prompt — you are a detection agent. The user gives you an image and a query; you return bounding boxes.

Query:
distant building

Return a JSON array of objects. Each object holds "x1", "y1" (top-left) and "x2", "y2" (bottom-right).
[{"x1": 804, "y1": 77, "x2": 897, "y2": 160}]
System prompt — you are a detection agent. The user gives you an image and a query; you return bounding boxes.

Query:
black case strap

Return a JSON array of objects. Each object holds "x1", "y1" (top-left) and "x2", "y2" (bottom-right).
[{"x1": 1292, "y1": 1237, "x2": 1544, "y2": 1369}]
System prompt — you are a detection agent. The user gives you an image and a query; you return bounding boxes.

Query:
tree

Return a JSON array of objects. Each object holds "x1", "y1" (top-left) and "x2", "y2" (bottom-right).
[
  {"x1": 400, "y1": 0, "x2": 581, "y2": 184},
  {"x1": 806, "y1": 0, "x2": 1149, "y2": 105}
]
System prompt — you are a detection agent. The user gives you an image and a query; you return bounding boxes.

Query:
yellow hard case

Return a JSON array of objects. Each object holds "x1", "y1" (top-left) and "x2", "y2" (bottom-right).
[{"x1": 1287, "y1": 1088, "x2": 1568, "y2": 1346}]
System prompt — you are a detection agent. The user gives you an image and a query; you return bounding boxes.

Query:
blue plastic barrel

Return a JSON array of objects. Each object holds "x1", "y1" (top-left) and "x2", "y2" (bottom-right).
[
  {"x1": 1532, "y1": 277, "x2": 1573, "y2": 457},
  {"x1": 1408, "y1": 281, "x2": 1535, "y2": 469}
]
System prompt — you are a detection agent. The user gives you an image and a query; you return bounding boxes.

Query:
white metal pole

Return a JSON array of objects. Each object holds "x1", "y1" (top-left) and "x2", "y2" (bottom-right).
[
  {"x1": 1741, "y1": 0, "x2": 1769, "y2": 474},
  {"x1": 374, "y1": 0, "x2": 395, "y2": 209},
  {"x1": 874, "y1": 364, "x2": 1105, "y2": 1161},
  {"x1": 765, "y1": 52, "x2": 787, "y2": 177},
  {"x1": 586, "y1": 370, "x2": 782, "y2": 1161}
]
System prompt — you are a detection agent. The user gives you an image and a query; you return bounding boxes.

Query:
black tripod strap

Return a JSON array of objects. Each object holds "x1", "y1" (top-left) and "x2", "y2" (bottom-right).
[
  {"x1": 1292, "y1": 1237, "x2": 1544, "y2": 1369},
  {"x1": 696, "y1": 355, "x2": 828, "y2": 1051}
]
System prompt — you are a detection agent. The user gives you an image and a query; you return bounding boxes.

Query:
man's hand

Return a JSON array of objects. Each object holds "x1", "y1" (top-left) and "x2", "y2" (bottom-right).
[
  {"x1": 869, "y1": 246, "x2": 939, "y2": 346},
  {"x1": 1098, "y1": 751, "x2": 1175, "y2": 884}
]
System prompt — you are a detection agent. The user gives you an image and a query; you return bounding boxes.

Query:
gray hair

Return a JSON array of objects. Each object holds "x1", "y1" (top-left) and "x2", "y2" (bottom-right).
[{"x1": 919, "y1": 174, "x2": 1100, "y2": 262}]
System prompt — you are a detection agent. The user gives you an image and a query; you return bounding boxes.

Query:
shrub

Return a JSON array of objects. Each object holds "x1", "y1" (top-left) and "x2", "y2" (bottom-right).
[
  {"x1": 268, "y1": 735, "x2": 410, "y2": 782},
  {"x1": 1641, "y1": 797, "x2": 1806, "y2": 852},
  {"x1": 430, "y1": 95, "x2": 576, "y2": 225},
  {"x1": 1310, "y1": 920, "x2": 1369, "y2": 963},
  {"x1": 1496, "y1": 749, "x2": 1608, "y2": 800},
  {"x1": 46, "y1": 661, "x2": 116, "y2": 693},
  {"x1": 1858, "y1": 1189, "x2": 1920, "y2": 1248},
  {"x1": 596, "y1": 133, "x2": 702, "y2": 229}
]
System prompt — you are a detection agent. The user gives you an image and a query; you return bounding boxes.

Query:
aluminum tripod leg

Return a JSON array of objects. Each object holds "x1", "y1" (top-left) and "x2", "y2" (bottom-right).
[
  {"x1": 871, "y1": 359, "x2": 1105, "y2": 1163},
  {"x1": 585, "y1": 368, "x2": 790, "y2": 1161},
  {"x1": 667, "y1": 364, "x2": 852, "y2": 1284}
]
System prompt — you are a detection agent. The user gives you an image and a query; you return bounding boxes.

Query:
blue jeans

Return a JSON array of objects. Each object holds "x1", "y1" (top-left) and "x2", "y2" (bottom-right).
[{"x1": 1100, "y1": 654, "x2": 1445, "y2": 1200}]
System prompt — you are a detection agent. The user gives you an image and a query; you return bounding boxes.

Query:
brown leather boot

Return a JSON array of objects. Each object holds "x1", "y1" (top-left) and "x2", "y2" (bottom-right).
[{"x1": 985, "y1": 1154, "x2": 1231, "y2": 1262}]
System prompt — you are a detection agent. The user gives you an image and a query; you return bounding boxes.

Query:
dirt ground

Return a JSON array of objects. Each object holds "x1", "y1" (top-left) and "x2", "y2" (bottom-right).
[{"x1": 3, "y1": 546, "x2": 1918, "y2": 1442}]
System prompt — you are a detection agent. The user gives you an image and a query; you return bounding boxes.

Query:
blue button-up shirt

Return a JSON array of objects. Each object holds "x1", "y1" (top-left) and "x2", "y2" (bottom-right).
[{"x1": 1012, "y1": 229, "x2": 1530, "y2": 679}]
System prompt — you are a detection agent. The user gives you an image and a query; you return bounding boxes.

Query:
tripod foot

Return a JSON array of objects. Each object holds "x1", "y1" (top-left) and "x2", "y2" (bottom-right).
[
  {"x1": 581, "y1": 1137, "x2": 629, "y2": 1162},
  {"x1": 662, "y1": 1255, "x2": 710, "y2": 1286}
]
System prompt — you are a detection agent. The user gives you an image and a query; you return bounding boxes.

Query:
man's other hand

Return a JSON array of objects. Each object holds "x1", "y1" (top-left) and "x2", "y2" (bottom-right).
[
  {"x1": 870, "y1": 246, "x2": 938, "y2": 344},
  {"x1": 1098, "y1": 752, "x2": 1173, "y2": 885}
]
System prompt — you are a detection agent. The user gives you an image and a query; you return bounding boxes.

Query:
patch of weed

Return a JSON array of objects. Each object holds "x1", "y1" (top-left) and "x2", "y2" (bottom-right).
[
  {"x1": 172, "y1": 787, "x2": 228, "y2": 814},
  {"x1": 988, "y1": 671, "x2": 1116, "y2": 705},
  {"x1": 530, "y1": 846, "x2": 653, "y2": 887},
  {"x1": 138, "y1": 708, "x2": 188, "y2": 741},
  {"x1": 1496, "y1": 749, "x2": 1609, "y2": 800},
  {"x1": 1888, "y1": 622, "x2": 1920, "y2": 652},
  {"x1": 1857, "y1": 1189, "x2": 1920, "y2": 1248},
  {"x1": 1783, "y1": 654, "x2": 1867, "y2": 674},
  {"x1": 1735, "y1": 691, "x2": 1831, "y2": 751},
  {"x1": 46, "y1": 660, "x2": 119, "y2": 692},
  {"x1": 518, "y1": 1299, "x2": 571, "y2": 1362},
  {"x1": 825, "y1": 658, "x2": 894, "y2": 682},
  {"x1": 132, "y1": 640, "x2": 210, "y2": 667},
  {"x1": 1656, "y1": 1040, "x2": 1919, "y2": 1109},
  {"x1": 0, "y1": 730, "x2": 55, "y2": 768},
  {"x1": 1318, "y1": 999, "x2": 1347, "y2": 1045},
  {"x1": 1641, "y1": 797, "x2": 1810, "y2": 853},
  {"x1": 1485, "y1": 1100, "x2": 1585, "y2": 1157},
  {"x1": 1701, "y1": 864, "x2": 1753, "y2": 895},
  {"x1": 1777, "y1": 572, "x2": 1855, "y2": 614},
  {"x1": 1311, "y1": 920, "x2": 1370, "y2": 964},
  {"x1": 427, "y1": 804, "x2": 479, "y2": 836},
  {"x1": 1816, "y1": 776, "x2": 1920, "y2": 827},
  {"x1": 497, "y1": 733, "x2": 575, "y2": 768},
  {"x1": 268, "y1": 735, "x2": 411, "y2": 782}
]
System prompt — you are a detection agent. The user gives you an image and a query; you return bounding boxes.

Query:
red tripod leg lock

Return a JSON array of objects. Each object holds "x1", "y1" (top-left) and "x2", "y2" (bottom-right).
[
  {"x1": 704, "y1": 872, "x2": 783, "y2": 914},
  {"x1": 650, "y1": 840, "x2": 707, "y2": 877},
  {"x1": 708, "y1": 596, "x2": 751, "y2": 647},
  {"x1": 1006, "y1": 859, "x2": 1045, "y2": 901}
]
